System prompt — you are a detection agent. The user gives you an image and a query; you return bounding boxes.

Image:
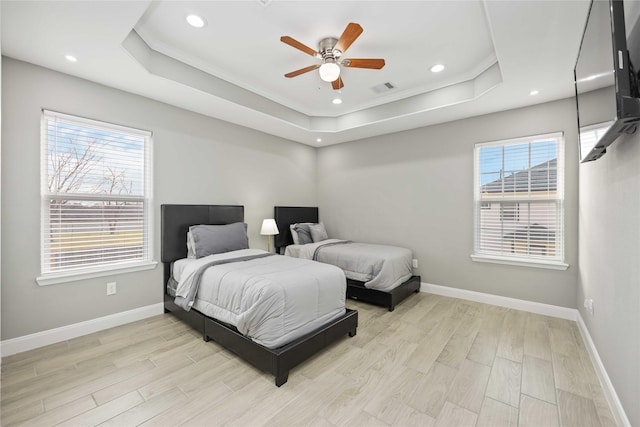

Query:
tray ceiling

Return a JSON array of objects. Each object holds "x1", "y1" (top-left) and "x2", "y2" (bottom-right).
[{"x1": 1, "y1": 1, "x2": 590, "y2": 146}]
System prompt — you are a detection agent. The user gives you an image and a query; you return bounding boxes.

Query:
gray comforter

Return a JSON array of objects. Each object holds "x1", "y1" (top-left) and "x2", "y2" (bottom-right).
[
  {"x1": 287, "y1": 239, "x2": 413, "y2": 292},
  {"x1": 172, "y1": 249, "x2": 347, "y2": 349},
  {"x1": 174, "y1": 252, "x2": 273, "y2": 311}
]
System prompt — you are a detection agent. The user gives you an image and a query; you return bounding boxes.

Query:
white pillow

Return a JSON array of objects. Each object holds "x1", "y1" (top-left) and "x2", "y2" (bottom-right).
[
  {"x1": 289, "y1": 224, "x2": 299, "y2": 244},
  {"x1": 310, "y1": 222, "x2": 329, "y2": 242},
  {"x1": 186, "y1": 231, "x2": 196, "y2": 259}
]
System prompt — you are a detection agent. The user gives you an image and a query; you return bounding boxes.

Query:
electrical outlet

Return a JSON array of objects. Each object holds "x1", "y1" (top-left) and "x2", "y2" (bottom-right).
[
  {"x1": 584, "y1": 298, "x2": 594, "y2": 315},
  {"x1": 412, "y1": 259, "x2": 419, "y2": 269},
  {"x1": 107, "y1": 282, "x2": 117, "y2": 296}
]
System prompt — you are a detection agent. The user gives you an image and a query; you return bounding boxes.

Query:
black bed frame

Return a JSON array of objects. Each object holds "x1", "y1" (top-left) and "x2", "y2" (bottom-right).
[
  {"x1": 161, "y1": 204, "x2": 357, "y2": 386},
  {"x1": 274, "y1": 206, "x2": 421, "y2": 312}
]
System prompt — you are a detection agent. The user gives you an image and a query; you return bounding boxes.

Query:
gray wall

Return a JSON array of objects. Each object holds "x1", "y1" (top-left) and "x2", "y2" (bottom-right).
[
  {"x1": 0, "y1": 58, "x2": 317, "y2": 340},
  {"x1": 577, "y1": 103, "x2": 640, "y2": 423},
  {"x1": 317, "y1": 98, "x2": 579, "y2": 308}
]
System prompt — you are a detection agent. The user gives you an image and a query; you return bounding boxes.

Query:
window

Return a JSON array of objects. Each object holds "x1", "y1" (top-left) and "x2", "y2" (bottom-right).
[
  {"x1": 578, "y1": 121, "x2": 614, "y2": 162},
  {"x1": 39, "y1": 111, "x2": 154, "y2": 284},
  {"x1": 472, "y1": 132, "x2": 566, "y2": 269}
]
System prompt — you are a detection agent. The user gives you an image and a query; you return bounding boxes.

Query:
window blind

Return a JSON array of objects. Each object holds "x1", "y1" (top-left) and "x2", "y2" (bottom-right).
[
  {"x1": 473, "y1": 132, "x2": 564, "y2": 263},
  {"x1": 41, "y1": 110, "x2": 153, "y2": 275}
]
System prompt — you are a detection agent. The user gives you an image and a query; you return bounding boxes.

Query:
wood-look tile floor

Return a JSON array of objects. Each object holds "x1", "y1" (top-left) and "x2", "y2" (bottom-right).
[{"x1": 1, "y1": 293, "x2": 616, "y2": 426}]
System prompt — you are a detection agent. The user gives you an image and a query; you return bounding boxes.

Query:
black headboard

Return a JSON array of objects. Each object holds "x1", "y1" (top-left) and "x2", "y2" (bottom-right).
[
  {"x1": 273, "y1": 206, "x2": 319, "y2": 252},
  {"x1": 161, "y1": 204, "x2": 244, "y2": 284}
]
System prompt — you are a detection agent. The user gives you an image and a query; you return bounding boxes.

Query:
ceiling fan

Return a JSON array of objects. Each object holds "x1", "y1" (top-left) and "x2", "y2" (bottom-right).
[{"x1": 281, "y1": 22, "x2": 386, "y2": 90}]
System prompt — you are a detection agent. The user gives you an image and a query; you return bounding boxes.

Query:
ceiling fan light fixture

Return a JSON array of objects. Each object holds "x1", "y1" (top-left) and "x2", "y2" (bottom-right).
[
  {"x1": 319, "y1": 62, "x2": 340, "y2": 82},
  {"x1": 281, "y1": 23, "x2": 384, "y2": 90}
]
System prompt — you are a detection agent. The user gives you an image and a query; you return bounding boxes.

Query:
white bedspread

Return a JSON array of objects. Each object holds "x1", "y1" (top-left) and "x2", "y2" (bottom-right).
[
  {"x1": 173, "y1": 249, "x2": 346, "y2": 349},
  {"x1": 285, "y1": 239, "x2": 413, "y2": 292}
]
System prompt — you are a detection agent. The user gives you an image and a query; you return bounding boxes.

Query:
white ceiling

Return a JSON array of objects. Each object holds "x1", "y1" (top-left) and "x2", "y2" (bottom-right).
[{"x1": 1, "y1": 1, "x2": 590, "y2": 147}]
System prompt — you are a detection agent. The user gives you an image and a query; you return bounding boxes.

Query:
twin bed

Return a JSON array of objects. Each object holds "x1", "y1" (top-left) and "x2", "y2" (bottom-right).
[
  {"x1": 162, "y1": 204, "x2": 357, "y2": 386},
  {"x1": 274, "y1": 206, "x2": 421, "y2": 312},
  {"x1": 162, "y1": 204, "x2": 420, "y2": 386}
]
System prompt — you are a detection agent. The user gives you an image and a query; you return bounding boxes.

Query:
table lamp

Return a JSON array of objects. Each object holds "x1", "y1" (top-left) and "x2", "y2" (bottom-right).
[{"x1": 260, "y1": 219, "x2": 279, "y2": 253}]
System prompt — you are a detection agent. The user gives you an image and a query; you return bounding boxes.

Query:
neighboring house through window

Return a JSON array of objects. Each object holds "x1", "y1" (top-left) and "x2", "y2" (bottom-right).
[
  {"x1": 38, "y1": 110, "x2": 155, "y2": 285},
  {"x1": 472, "y1": 132, "x2": 566, "y2": 269},
  {"x1": 500, "y1": 203, "x2": 519, "y2": 221}
]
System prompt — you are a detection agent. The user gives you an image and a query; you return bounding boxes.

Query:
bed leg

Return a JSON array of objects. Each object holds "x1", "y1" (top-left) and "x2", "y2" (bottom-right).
[
  {"x1": 203, "y1": 335, "x2": 210, "y2": 342},
  {"x1": 388, "y1": 305, "x2": 395, "y2": 312},
  {"x1": 348, "y1": 328, "x2": 357, "y2": 337},
  {"x1": 275, "y1": 372, "x2": 289, "y2": 387}
]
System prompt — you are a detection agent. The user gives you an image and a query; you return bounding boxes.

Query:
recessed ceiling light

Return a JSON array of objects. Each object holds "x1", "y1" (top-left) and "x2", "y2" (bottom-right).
[
  {"x1": 316, "y1": 138, "x2": 322, "y2": 143},
  {"x1": 65, "y1": 55, "x2": 77, "y2": 62},
  {"x1": 332, "y1": 98, "x2": 343, "y2": 105},
  {"x1": 430, "y1": 64, "x2": 445, "y2": 73},
  {"x1": 530, "y1": 90, "x2": 539, "y2": 96},
  {"x1": 186, "y1": 14, "x2": 206, "y2": 28}
]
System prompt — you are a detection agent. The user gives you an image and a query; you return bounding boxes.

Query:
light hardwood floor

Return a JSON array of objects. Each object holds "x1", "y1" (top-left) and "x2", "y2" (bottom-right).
[{"x1": 1, "y1": 293, "x2": 616, "y2": 426}]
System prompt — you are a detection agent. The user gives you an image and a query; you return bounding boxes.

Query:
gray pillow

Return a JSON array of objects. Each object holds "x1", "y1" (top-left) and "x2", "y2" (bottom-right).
[
  {"x1": 189, "y1": 222, "x2": 249, "y2": 258},
  {"x1": 290, "y1": 222, "x2": 313, "y2": 244},
  {"x1": 294, "y1": 223, "x2": 313, "y2": 245},
  {"x1": 309, "y1": 222, "x2": 329, "y2": 242}
]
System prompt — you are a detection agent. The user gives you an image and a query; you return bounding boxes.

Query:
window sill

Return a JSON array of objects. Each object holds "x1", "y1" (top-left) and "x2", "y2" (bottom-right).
[
  {"x1": 470, "y1": 254, "x2": 569, "y2": 271},
  {"x1": 36, "y1": 261, "x2": 158, "y2": 286}
]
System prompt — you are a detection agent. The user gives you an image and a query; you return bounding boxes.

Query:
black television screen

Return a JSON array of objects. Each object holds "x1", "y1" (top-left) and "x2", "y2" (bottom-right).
[{"x1": 575, "y1": 0, "x2": 640, "y2": 162}]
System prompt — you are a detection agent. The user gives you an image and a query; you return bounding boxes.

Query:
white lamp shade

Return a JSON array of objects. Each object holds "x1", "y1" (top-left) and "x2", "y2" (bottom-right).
[
  {"x1": 260, "y1": 219, "x2": 279, "y2": 235},
  {"x1": 319, "y1": 62, "x2": 340, "y2": 82}
]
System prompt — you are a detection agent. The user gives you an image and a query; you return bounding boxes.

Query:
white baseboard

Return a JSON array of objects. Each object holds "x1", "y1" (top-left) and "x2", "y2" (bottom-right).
[
  {"x1": 420, "y1": 282, "x2": 629, "y2": 426},
  {"x1": 421, "y1": 282, "x2": 576, "y2": 320},
  {"x1": 0, "y1": 303, "x2": 165, "y2": 358},
  {"x1": 576, "y1": 313, "x2": 631, "y2": 427}
]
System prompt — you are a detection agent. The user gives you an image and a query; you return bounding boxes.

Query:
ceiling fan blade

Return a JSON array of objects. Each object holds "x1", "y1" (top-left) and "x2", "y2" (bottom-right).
[
  {"x1": 332, "y1": 76, "x2": 344, "y2": 90},
  {"x1": 342, "y1": 58, "x2": 386, "y2": 69},
  {"x1": 334, "y1": 22, "x2": 363, "y2": 53},
  {"x1": 284, "y1": 64, "x2": 320, "y2": 78},
  {"x1": 280, "y1": 36, "x2": 318, "y2": 57}
]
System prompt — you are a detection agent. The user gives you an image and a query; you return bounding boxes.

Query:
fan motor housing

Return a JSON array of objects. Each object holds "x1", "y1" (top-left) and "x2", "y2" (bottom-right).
[{"x1": 319, "y1": 37, "x2": 340, "y2": 60}]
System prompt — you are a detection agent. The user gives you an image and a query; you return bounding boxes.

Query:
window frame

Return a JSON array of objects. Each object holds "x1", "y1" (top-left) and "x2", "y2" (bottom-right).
[
  {"x1": 37, "y1": 110, "x2": 156, "y2": 285},
  {"x1": 471, "y1": 132, "x2": 568, "y2": 271}
]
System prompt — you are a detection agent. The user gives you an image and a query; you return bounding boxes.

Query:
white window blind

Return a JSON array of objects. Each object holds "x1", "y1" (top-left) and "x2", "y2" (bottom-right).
[
  {"x1": 41, "y1": 110, "x2": 153, "y2": 277},
  {"x1": 473, "y1": 132, "x2": 564, "y2": 264}
]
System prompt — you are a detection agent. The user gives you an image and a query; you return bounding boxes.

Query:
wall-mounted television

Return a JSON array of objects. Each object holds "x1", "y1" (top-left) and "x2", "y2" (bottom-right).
[{"x1": 575, "y1": 0, "x2": 640, "y2": 162}]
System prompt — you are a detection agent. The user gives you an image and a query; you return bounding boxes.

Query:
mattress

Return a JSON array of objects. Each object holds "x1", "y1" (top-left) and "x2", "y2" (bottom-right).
[
  {"x1": 285, "y1": 239, "x2": 413, "y2": 292},
  {"x1": 171, "y1": 249, "x2": 346, "y2": 349}
]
